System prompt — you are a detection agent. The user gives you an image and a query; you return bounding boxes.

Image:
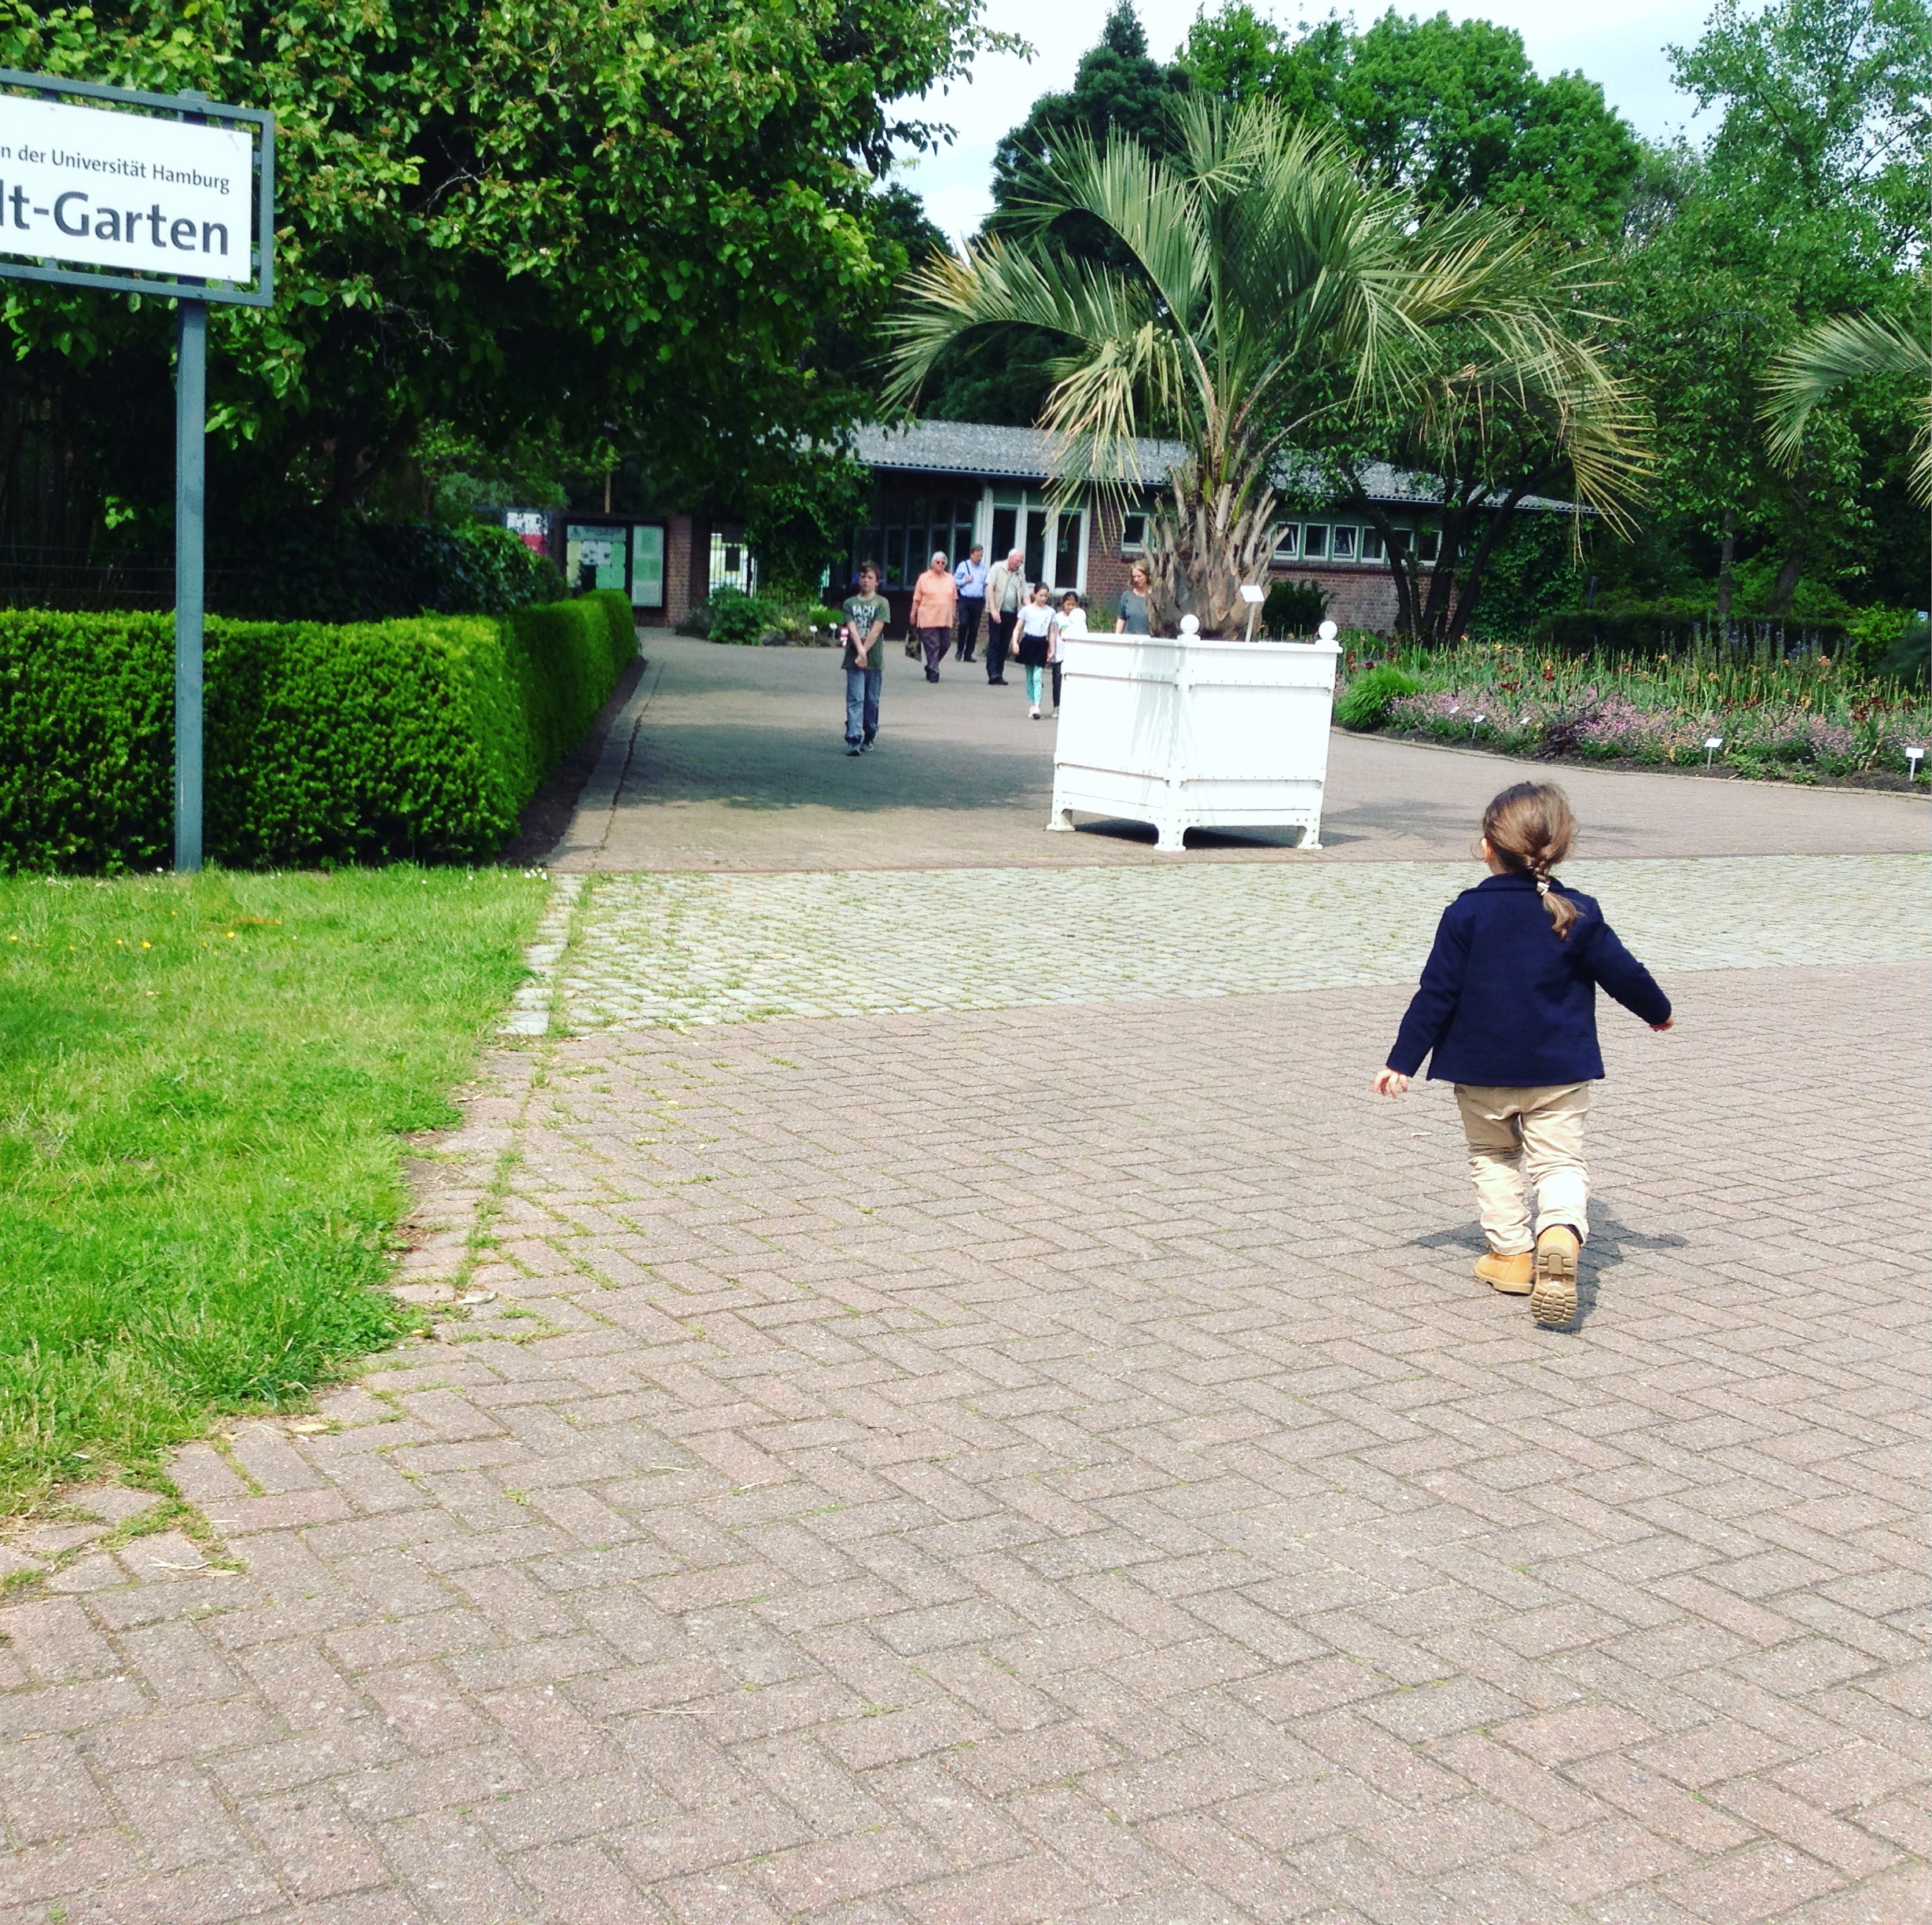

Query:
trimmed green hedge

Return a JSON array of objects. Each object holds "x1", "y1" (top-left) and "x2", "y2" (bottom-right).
[
  {"x1": 212, "y1": 520, "x2": 564, "y2": 623},
  {"x1": 0, "y1": 591, "x2": 635, "y2": 873}
]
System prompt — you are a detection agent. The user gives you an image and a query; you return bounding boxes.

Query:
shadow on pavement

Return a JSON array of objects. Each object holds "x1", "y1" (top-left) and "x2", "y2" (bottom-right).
[{"x1": 1406, "y1": 1204, "x2": 1686, "y2": 1333}]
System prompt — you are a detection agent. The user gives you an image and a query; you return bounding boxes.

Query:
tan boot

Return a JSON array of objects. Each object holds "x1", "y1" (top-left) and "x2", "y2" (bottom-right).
[
  {"x1": 1474, "y1": 1249, "x2": 1533, "y2": 1294},
  {"x1": 1532, "y1": 1224, "x2": 1580, "y2": 1327}
]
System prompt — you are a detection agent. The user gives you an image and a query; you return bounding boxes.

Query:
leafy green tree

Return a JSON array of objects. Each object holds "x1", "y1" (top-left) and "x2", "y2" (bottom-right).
[
  {"x1": 1178, "y1": 6, "x2": 1640, "y2": 244},
  {"x1": 888, "y1": 98, "x2": 1645, "y2": 636},
  {"x1": 1629, "y1": 0, "x2": 1930, "y2": 615},
  {"x1": 0, "y1": 0, "x2": 984, "y2": 545},
  {"x1": 922, "y1": 0, "x2": 1183, "y2": 424},
  {"x1": 988, "y1": 2, "x2": 1187, "y2": 210},
  {"x1": 1163, "y1": 4, "x2": 1649, "y2": 640}
]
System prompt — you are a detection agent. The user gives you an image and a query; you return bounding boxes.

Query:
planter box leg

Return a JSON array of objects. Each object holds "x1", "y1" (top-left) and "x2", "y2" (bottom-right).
[
  {"x1": 1047, "y1": 806, "x2": 1075, "y2": 832},
  {"x1": 1154, "y1": 819, "x2": 1187, "y2": 851}
]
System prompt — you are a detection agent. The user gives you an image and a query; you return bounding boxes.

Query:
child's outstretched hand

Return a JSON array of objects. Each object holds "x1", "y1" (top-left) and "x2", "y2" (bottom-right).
[{"x1": 1372, "y1": 1069, "x2": 1409, "y2": 1096}]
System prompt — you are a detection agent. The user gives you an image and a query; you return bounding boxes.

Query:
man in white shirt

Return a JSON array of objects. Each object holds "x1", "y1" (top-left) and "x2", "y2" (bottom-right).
[
  {"x1": 951, "y1": 545, "x2": 988, "y2": 663},
  {"x1": 981, "y1": 548, "x2": 1026, "y2": 686}
]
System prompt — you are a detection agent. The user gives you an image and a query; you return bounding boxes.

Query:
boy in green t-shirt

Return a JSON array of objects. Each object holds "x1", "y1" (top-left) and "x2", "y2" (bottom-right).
[{"x1": 841, "y1": 562, "x2": 890, "y2": 755}]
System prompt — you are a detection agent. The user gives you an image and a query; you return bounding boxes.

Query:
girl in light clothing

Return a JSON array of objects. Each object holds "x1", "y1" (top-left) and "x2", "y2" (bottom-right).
[
  {"x1": 1373, "y1": 783, "x2": 1673, "y2": 1328},
  {"x1": 1011, "y1": 583, "x2": 1058, "y2": 719},
  {"x1": 1052, "y1": 591, "x2": 1087, "y2": 710}
]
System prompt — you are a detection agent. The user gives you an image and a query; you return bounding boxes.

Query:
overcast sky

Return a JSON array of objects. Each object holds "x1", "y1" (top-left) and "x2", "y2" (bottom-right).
[{"x1": 898, "y1": 0, "x2": 1720, "y2": 242}]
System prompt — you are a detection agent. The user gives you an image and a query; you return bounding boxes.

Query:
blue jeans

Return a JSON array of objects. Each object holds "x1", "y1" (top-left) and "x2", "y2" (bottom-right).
[{"x1": 845, "y1": 666, "x2": 881, "y2": 743}]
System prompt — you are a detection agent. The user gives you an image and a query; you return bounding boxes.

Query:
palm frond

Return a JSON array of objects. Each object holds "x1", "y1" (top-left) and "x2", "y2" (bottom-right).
[
  {"x1": 1003, "y1": 128, "x2": 1207, "y2": 327},
  {"x1": 1762, "y1": 310, "x2": 1931, "y2": 503}
]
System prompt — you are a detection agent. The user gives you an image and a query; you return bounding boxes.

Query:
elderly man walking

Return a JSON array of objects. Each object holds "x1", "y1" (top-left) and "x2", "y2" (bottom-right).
[
  {"x1": 909, "y1": 552, "x2": 958, "y2": 682},
  {"x1": 983, "y1": 548, "x2": 1026, "y2": 686},
  {"x1": 952, "y1": 544, "x2": 988, "y2": 661}
]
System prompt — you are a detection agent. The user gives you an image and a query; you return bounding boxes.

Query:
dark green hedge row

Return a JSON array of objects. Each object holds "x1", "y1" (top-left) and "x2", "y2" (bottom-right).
[
  {"x1": 211, "y1": 521, "x2": 564, "y2": 623},
  {"x1": 1529, "y1": 605, "x2": 1849, "y2": 659},
  {"x1": 1, "y1": 589, "x2": 635, "y2": 872}
]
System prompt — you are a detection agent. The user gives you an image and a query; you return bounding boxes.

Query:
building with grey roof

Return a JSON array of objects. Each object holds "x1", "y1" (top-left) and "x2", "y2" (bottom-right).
[{"x1": 845, "y1": 419, "x2": 1567, "y2": 635}]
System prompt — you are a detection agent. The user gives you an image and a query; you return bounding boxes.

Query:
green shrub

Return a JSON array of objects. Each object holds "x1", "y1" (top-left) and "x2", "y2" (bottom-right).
[
  {"x1": 1264, "y1": 579, "x2": 1328, "y2": 638},
  {"x1": 1335, "y1": 663, "x2": 1423, "y2": 731},
  {"x1": 762, "y1": 601, "x2": 846, "y2": 646},
  {"x1": 1841, "y1": 606, "x2": 1923, "y2": 679},
  {"x1": 212, "y1": 520, "x2": 561, "y2": 622},
  {"x1": 0, "y1": 589, "x2": 636, "y2": 874},
  {"x1": 705, "y1": 588, "x2": 774, "y2": 646},
  {"x1": 1873, "y1": 616, "x2": 1929, "y2": 688}
]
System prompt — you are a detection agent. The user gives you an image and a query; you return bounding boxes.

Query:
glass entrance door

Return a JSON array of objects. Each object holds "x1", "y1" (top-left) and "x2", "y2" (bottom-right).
[{"x1": 1024, "y1": 509, "x2": 1049, "y2": 585}]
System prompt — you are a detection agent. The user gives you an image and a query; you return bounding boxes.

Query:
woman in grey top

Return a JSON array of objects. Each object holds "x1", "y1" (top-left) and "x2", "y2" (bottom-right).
[{"x1": 1115, "y1": 561, "x2": 1153, "y2": 635}]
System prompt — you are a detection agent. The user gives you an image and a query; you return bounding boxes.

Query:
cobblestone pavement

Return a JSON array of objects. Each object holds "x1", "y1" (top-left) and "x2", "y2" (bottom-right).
[
  {"x1": 3, "y1": 958, "x2": 1925, "y2": 1924},
  {"x1": 560, "y1": 854, "x2": 1931, "y2": 1031}
]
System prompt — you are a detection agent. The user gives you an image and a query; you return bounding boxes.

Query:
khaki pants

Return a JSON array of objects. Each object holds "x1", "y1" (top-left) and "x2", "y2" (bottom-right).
[{"x1": 1455, "y1": 1083, "x2": 1591, "y2": 1256}]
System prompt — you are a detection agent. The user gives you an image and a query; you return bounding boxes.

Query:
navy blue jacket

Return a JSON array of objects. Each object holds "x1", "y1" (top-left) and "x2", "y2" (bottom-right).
[{"x1": 1387, "y1": 872, "x2": 1671, "y2": 1085}]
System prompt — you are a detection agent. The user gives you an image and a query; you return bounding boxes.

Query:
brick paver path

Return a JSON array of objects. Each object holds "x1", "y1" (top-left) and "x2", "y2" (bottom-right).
[{"x1": 4, "y1": 646, "x2": 1927, "y2": 1924}]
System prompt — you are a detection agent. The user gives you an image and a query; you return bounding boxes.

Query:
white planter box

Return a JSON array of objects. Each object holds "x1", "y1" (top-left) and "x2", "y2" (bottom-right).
[{"x1": 1048, "y1": 633, "x2": 1341, "y2": 849}]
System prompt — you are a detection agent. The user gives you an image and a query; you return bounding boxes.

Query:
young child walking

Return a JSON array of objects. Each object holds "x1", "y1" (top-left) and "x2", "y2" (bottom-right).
[
  {"x1": 1373, "y1": 782, "x2": 1673, "y2": 1327},
  {"x1": 1011, "y1": 582, "x2": 1059, "y2": 720}
]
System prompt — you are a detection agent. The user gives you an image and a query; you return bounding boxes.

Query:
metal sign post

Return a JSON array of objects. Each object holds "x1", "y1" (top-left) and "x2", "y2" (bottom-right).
[
  {"x1": 175, "y1": 293, "x2": 206, "y2": 870},
  {"x1": 0, "y1": 69, "x2": 274, "y2": 872}
]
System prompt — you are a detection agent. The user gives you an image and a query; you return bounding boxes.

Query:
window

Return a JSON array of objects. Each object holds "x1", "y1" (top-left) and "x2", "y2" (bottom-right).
[
  {"x1": 1301, "y1": 523, "x2": 1329, "y2": 561},
  {"x1": 856, "y1": 488, "x2": 982, "y2": 587},
  {"x1": 1121, "y1": 511, "x2": 1148, "y2": 554},
  {"x1": 1361, "y1": 526, "x2": 1385, "y2": 562},
  {"x1": 1272, "y1": 523, "x2": 1301, "y2": 561},
  {"x1": 978, "y1": 486, "x2": 1084, "y2": 589},
  {"x1": 708, "y1": 529, "x2": 756, "y2": 596},
  {"x1": 1330, "y1": 525, "x2": 1358, "y2": 562},
  {"x1": 1416, "y1": 526, "x2": 1441, "y2": 564}
]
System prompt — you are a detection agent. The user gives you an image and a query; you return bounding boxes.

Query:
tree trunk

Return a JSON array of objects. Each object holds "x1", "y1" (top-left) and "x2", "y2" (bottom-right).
[
  {"x1": 1714, "y1": 506, "x2": 1736, "y2": 622},
  {"x1": 1769, "y1": 488, "x2": 1808, "y2": 618},
  {"x1": 1415, "y1": 500, "x2": 1469, "y2": 648},
  {"x1": 1149, "y1": 458, "x2": 1279, "y2": 636},
  {"x1": 1348, "y1": 481, "x2": 1415, "y2": 642},
  {"x1": 1447, "y1": 479, "x2": 1540, "y2": 642}
]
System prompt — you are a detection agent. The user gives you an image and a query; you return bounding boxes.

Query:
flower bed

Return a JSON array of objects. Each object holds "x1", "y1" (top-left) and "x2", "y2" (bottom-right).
[{"x1": 1338, "y1": 642, "x2": 1932, "y2": 785}]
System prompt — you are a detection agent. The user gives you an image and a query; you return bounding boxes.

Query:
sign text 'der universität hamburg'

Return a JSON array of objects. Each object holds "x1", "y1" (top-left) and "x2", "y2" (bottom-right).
[{"x1": 0, "y1": 93, "x2": 251, "y2": 278}]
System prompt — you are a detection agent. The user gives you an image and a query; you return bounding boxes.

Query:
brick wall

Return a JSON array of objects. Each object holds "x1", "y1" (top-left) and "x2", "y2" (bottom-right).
[
  {"x1": 662, "y1": 516, "x2": 697, "y2": 628},
  {"x1": 1269, "y1": 562, "x2": 1402, "y2": 634}
]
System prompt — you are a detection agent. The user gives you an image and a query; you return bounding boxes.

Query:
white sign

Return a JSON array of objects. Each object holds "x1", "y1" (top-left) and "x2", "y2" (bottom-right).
[{"x1": 0, "y1": 94, "x2": 252, "y2": 280}]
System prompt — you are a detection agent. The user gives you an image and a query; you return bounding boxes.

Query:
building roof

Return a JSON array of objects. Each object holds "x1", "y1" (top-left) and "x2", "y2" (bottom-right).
[{"x1": 850, "y1": 419, "x2": 1571, "y2": 513}]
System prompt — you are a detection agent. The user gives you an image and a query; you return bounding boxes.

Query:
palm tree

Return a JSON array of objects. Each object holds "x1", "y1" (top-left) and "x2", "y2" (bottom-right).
[
  {"x1": 885, "y1": 98, "x2": 1647, "y2": 635},
  {"x1": 1761, "y1": 310, "x2": 1930, "y2": 506}
]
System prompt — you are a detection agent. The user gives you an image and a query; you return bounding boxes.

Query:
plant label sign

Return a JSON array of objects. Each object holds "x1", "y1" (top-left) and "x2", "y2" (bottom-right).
[{"x1": 0, "y1": 91, "x2": 251, "y2": 278}]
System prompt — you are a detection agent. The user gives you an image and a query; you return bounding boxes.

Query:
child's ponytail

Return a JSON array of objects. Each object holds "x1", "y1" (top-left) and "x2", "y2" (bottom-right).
[{"x1": 1481, "y1": 783, "x2": 1581, "y2": 939}]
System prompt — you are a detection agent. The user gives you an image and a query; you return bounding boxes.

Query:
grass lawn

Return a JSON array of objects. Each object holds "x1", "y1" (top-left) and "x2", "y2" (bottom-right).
[{"x1": 0, "y1": 866, "x2": 546, "y2": 1512}]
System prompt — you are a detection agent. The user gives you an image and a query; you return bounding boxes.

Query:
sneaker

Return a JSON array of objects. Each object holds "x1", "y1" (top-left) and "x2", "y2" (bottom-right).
[
  {"x1": 1532, "y1": 1225, "x2": 1580, "y2": 1326},
  {"x1": 1029, "y1": 706, "x2": 1041, "y2": 719},
  {"x1": 1474, "y1": 1250, "x2": 1533, "y2": 1294},
  {"x1": 845, "y1": 744, "x2": 862, "y2": 756},
  {"x1": 860, "y1": 738, "x2": 875, "y2": 752}
]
